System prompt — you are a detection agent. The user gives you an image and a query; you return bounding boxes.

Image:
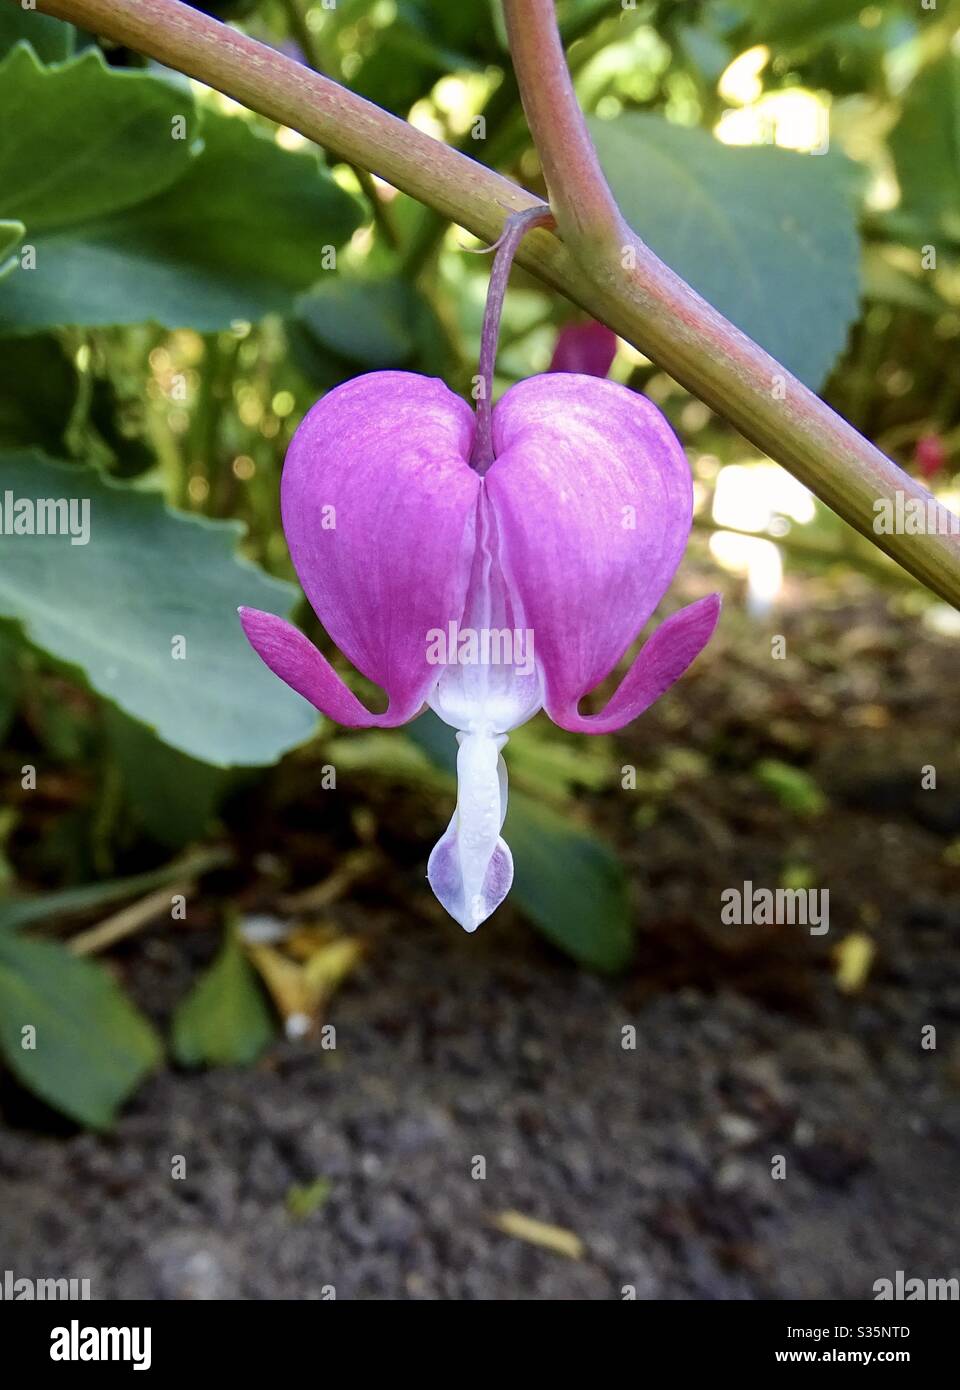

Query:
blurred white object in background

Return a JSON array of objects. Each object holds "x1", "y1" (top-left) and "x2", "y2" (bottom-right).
[{"x1": 709, "y1": 463, "x2": 816, "y2": 617}]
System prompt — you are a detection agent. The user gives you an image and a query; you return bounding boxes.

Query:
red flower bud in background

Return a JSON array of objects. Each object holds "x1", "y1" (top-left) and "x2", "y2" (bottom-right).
[
  {"x1": 914, "y1": 433, "x2": 946, "y2": 480},
  {"x1": 548, "y1": 320, "x2": 618, "y2": 378}
]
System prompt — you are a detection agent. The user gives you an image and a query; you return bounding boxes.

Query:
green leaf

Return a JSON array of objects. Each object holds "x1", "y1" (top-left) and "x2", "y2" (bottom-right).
[
  {"x1": 104, "y1": 707, "x2": 230, "y2": 848},
  {"x1": 890, "y1": 53, "x2": 960, "y2": 243},
  {"x1": 861, "y1": 246, "x2": 943, "y2": 315},
  {"x1": 0, "y1": 451, "x2": 318, "y2": 765},
  {"x1": 0, "y1": 849, "x2": 229, "y2": 934},
  {"x1": 171, "y1": 928, "x2": 274, "y2": 1067},
  {"x1": 296, "y1": 277, "x2": 417, "y2": 367},
  {"x1": 0, "y1": 219, "x2": 24, "y2": 274},
  {"x1": 0, "y1": 932, "x2": 161, "y2": 1127},
  {"x1": 0, "y1": 45, "x2": 200, "y2": 233},
  {"x1": 292, "y1": 273, "x2": 457, "y2": 387},
  {"x1": 405, "y1": 709, "x2": 458, "y2": 775},
  {"x1": 736, "y1": 0, "x2": 867, "y2": 45},
  {"x1": 507, "y1": 791, "x2": 633, "y2": 973},
  {"x1": 0, "y1": 103, "x2": 363, "y2": 332},
  {"x1": 589, "y1": 113, "x2": 861, "y2": 388},
  {"x1": 675, "y1": 22, "x2": 732, "y2": 84},
  {"x1": 753, "y1": 758, "x2": 827, "y2": 816},
  {"x1": 0, "y1": 9, "x2": 75, "y2": 62},
  {"x1": 0, "y1": 41, "x2": 361, "y2": 329}
]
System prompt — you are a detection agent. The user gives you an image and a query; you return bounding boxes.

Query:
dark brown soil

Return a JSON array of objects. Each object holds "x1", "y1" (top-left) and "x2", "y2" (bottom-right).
[{"x1": 1, "y1": 576, "x2": 958, "y2": 1300}]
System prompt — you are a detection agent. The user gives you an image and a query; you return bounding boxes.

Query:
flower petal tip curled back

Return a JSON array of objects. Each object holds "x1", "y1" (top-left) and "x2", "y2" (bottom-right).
[
  {"x1": 239, "y1": 605, "x2": 396, "y2": 727},
  {"x1": 547, "y1": 591, "x2": 721, "y2": 734},
  {"x1": 486, "y1": 373, "x2": 704, "y2": 733},
  {"x1": 241, "y1": 371, "x2": 482, "y2": 730},
  {"x1": 280, "y1": 372, "x2": 480, "y2": 728}
]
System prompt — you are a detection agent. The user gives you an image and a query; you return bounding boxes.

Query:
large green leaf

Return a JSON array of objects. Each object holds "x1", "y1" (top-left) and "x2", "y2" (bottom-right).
[
  {"x1": 506, "y1": 791, "x2": 634, "y2": 973},
  {"x1": 292, "y1": 273, "x2": 458, "y2": 387},
  {"x1": 0, "y1": 8, "x2": 75, "y2": 62},
  {"x1": 589, "y1": 113, "x2": 861, "y2": 388},
  {"x1": 43, "y1": 111, "x2": 363, "y2": 330},
  {"x1": 171, "y1": 928, "x2": 274, "y2": 1067},
  {"x1": 890, "y1": 53, "x2": 960, "y2": 243},
  {"x1": 0, "y1": 451, "x2": 318, "y2": 765},
  {"x1": 296, "y1": 277, "x2": 417, "y2": 367},
  {"x1": 0, "y1": 932, "x2": 161, "y2": 1127},
  {"x1": 0, "y1": 849, "x2": 229, "y2": 934},
  {"x1": 736, "y1": 0, "x2": 867, "y2": 45},
  {"x1": 0, "y1": 45, "x2": 199, "y2": 232},
  {"x1": 104, "y1": 707, "x2": 230, "y2": 848},
  {"x1": 0, "y1": 219, "x2": 25, "y2": 273},
  {"x1": 0, "y1": 52, "x2": 362, "y2": 332}
]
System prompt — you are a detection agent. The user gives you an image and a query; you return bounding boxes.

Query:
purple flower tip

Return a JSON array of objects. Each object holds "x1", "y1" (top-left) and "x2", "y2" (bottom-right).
[{"x1": 548, "y1": 320, "x2": 619, "y2": 378}]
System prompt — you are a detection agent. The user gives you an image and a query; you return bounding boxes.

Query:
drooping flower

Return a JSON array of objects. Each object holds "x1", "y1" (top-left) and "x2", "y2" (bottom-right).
[
  {"x1": 548, "y1": 319, "x2": 618, "y2": 378},
  {"x1": 240, "y1": 211, "x2": 720, "y2": 933}
]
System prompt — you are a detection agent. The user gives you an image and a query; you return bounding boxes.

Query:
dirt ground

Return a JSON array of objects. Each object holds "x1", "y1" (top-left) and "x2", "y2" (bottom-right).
[{"x1": 1, "y1": 576, "x2": 958, "y2": 1300}]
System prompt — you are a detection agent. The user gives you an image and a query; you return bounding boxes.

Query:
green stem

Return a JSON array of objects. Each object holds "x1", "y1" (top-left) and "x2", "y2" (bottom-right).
[
  {"x1": 19, "y1": 0, "x2": 960, "y2": 609},
  {"x1": 401, "y1": 2, "x2": 621, "y2": 278},
  {"x1": 501, "y1": 0, "x2": 960, "y2": 607}
]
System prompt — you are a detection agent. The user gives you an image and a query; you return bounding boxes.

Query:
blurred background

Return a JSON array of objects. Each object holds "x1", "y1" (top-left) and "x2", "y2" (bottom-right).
[{"x1": 0, "y1": 0, "x2": 958, "y2": 1298}]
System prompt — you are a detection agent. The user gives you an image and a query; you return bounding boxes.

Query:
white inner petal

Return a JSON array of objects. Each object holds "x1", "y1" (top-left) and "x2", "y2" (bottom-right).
[
  {"x1": 428, "y1": 491, "x2": 542, "y2": 737},
  {"x1": 427, "y1": 732, "x2": 512, "y2": 933},
  {"x1": 426, "y1": 490, "x2": 541, "y2": 932}
]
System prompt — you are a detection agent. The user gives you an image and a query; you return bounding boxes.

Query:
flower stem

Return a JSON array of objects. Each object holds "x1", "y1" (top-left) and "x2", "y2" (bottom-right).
[
  {"x1": 503, "y1": 0, "x2": 624, "y2": 253},
  {"x1": 501, "y1": 0, "x2": 960, "y2": 607},
  {"x1": 19, "y1": 0, "x2": 960, "y2": 608},
  {"x1": 469, "y1": 206, "x2": 555, "y2": 474}
]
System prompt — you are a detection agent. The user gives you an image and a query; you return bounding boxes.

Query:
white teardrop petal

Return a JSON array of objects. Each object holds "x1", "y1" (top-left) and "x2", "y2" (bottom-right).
[{"x1": 426, "y1": 731, "x2": 513, "y2": 932}]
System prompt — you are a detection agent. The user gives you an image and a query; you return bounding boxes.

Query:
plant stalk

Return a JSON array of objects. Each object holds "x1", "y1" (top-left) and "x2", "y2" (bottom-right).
[
  {"x1": 16, "y1": 0, "x2": 960, "y2": 608},
  {"x1": 502, "y1": 0, "x2": 960, "y2": 606}
]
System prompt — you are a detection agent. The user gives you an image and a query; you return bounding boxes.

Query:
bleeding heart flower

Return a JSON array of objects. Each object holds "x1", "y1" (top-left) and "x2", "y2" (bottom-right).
[
  {"x1": 240, "y1": 210, "x2": 720, "y2": 933},
  {"x1": 548, "y1": 319, "x2": 618, "y2": 378}
]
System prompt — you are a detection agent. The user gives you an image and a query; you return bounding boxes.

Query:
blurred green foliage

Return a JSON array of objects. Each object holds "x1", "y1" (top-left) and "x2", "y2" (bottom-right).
[{"x1": 0, "y1": 0, "x2": 958, "y2": 1123}]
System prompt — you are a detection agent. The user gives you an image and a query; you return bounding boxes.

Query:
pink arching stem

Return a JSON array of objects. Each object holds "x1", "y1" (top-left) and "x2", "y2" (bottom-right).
[
  {"x1": 469, "y1": 206, "x2": 555, "y2": 475},
  {"x1": 19, "y1": 0, "x2": 960, "y2": 607}
]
